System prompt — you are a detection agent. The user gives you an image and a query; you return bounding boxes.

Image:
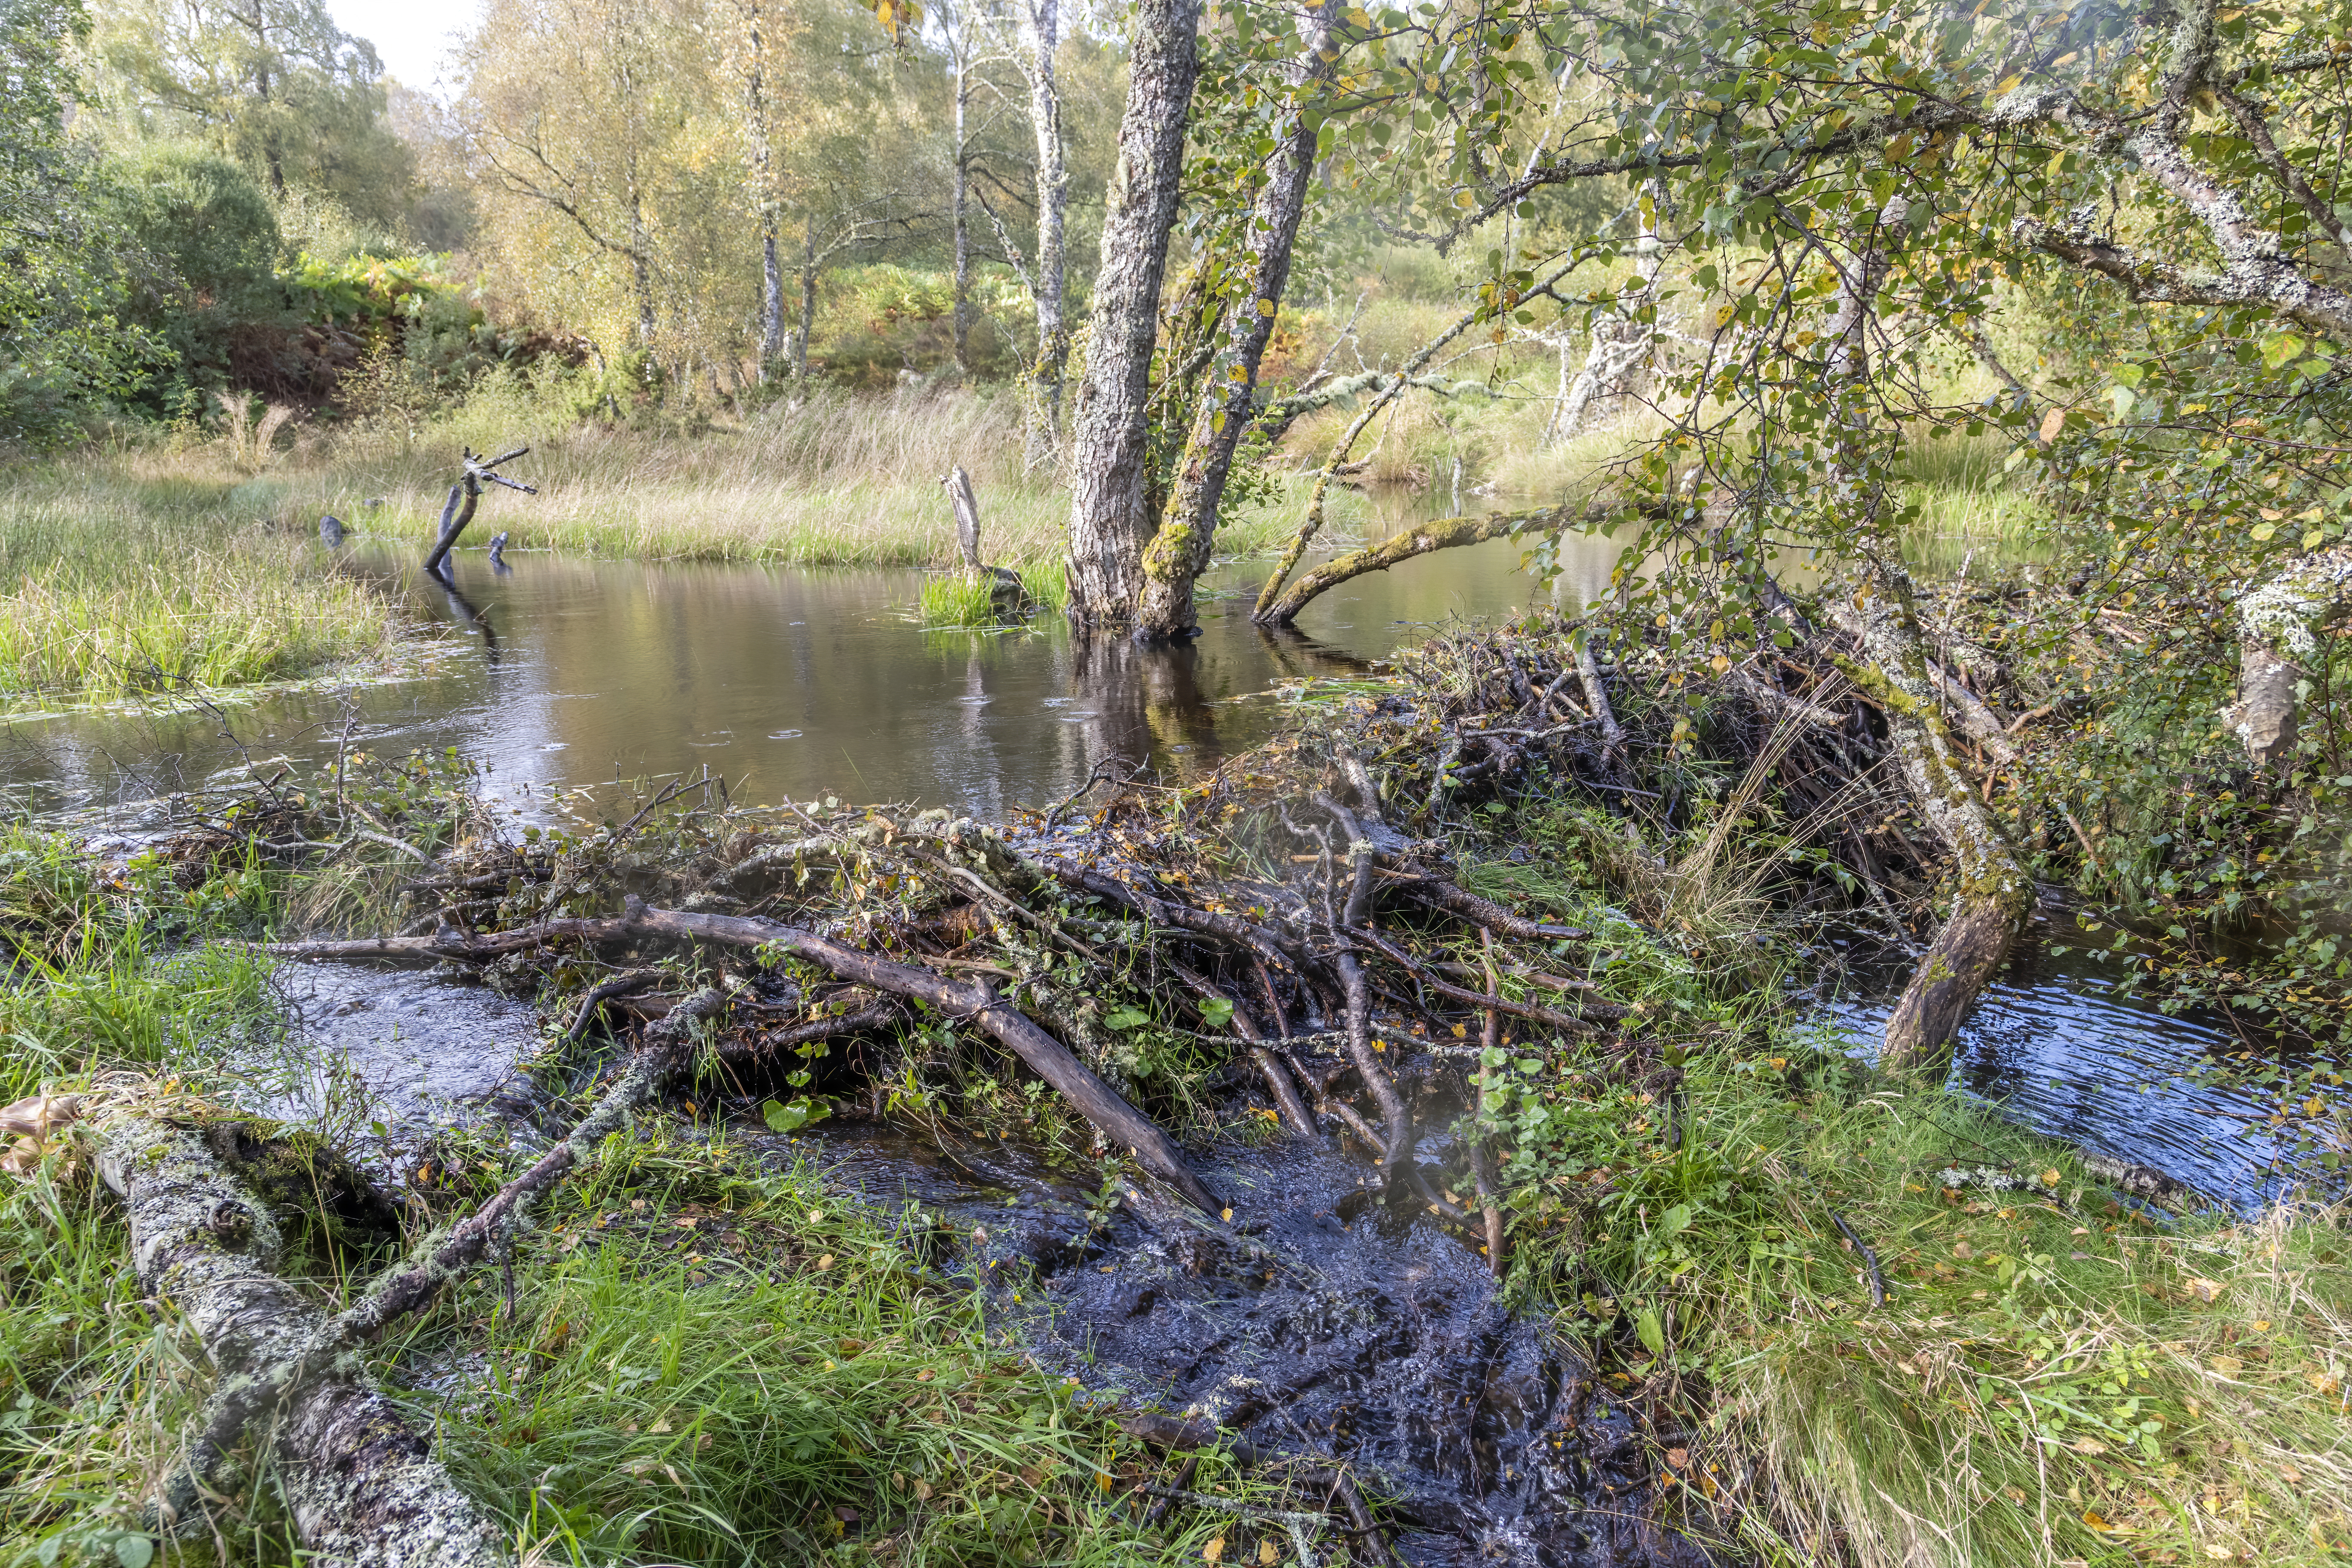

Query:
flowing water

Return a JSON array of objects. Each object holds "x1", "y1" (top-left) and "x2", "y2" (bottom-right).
[{"x1": 1829, "y1": 900, "x2": 2349, "y2": 1214}]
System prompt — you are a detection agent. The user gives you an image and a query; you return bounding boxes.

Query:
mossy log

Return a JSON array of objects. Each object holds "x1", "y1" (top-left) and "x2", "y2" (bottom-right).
[
  {"x1": 1253, "y1": 504, "x2": 1580, "y2": 628},
  {"x1": 94, "y1": 1116, "x2": 506, "y2": 1568},
  {"x1": 1832, "y1": 564, "x2": 2035, "y2": 1072}
]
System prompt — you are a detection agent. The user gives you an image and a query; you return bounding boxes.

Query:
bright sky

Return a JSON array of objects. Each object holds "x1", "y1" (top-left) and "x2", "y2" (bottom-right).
[{"x1": 323, "y1": 0, "x2": 482, "y2": 93}]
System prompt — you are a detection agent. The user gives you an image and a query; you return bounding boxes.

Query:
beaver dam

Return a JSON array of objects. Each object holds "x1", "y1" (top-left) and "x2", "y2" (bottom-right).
[{"x1": 4, "y1": 609, "x2": 2349, "y2": 1568}]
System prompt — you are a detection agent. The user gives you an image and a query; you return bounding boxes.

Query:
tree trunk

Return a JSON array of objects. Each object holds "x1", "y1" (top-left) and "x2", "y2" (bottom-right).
[
  {"x1": 744, "y1": 0, "x2": 786, "y2": 374},
  {"x1": 1822, "y1": 195, "x2": 2031, "y2": 1072},
  {"x1": 2224, "y1": 543, "x2": 2352, "y2": 766},
  {"x1": 951, "y1": 35, "x2": 974, "y2": 380},
  {"x1": 793, "y1": 216, "x2": 818, "y2": 379},
  {"x1": 1257, "y1": 502, "x2": 1598, "y2": 626},
  {"x1": 1133, "y1": 17, "x2": 1330, "y2": 639},
  {"x1": 1063, "y1": 0, "x2": 1203, "y2": 629},
  {"x1": 763, "y1": 229, "x2": 785, "y2": 369},
  {"x1": 1544, "y1": 190, "x2": 1662, "y2": 448},
  {"x1": 1833, "y1": 570, "x2": 2034, "y2": 1069},
  {"x1": 94, "y1": 1118, "x2": 505, "y2": 1568},
  {"x1": 1023, "y1": 0, "x2": 1069, "y2": 472}
]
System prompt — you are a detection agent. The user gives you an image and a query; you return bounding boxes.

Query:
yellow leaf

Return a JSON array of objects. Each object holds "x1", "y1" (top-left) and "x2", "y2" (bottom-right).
[
  {"x1": 2040, "y1": 1168, "x2": 2061, "y2": 1186},
  {"x1": 2038, "y1": 406, "x2": 2066, "y2": 442},
  {"x1": 1453, "y1": 190, "x2": 1476, "y2": 209},
  {"x1": 1205, "y1": 1539, "x2": 1227, "y2": 1563},
  {"x1": 817, "y1": 1254, "x2": 835, "y2": 1271},
  {"x1": 1259, "y1": 1543, "x2": 1279, "y2": 1566},
  {"x1": 2071, "y1": 1437, "x2": 2107, "y2": 1455},
  {"x1": 2208, "y1": 1354, "x2": 2244, "y2": 1373},
  {"x1": 1994, "y1": 73, "x2": 2024, "y2": 95},
  {"x1": 1221, "y1": 1207, "x2": 1234, "y2": 1222}
]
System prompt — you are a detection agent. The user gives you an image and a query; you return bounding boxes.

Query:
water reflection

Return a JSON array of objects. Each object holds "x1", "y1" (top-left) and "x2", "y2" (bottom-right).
[{"x1": 2, "y1": 515, "x2": 1624, "y2": 823}]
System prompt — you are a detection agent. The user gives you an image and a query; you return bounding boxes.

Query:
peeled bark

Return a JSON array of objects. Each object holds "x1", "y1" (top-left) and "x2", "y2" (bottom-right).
[
  {"x1": 2223, "y1": 543, "x2": 2352, "y2": 766},
  {"x1": 1064, "y1": 0, "x2": 1203, "y2": 628},
  {"x1": 1133, "y1": 16, "x2": 1332, "y2": 638},
  {"x1": 94, "y1": 1117, "x2": 505, "y2": 1568}
]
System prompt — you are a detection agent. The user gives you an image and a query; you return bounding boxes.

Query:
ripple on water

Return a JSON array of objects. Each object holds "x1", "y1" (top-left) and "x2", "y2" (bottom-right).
[
  {"x1": 796, "y1": 1124, "x2": 1716, "y2": 1568},
  {"x1": 1831, "y1": 931, "x2": 2348, "y2": 1212}
]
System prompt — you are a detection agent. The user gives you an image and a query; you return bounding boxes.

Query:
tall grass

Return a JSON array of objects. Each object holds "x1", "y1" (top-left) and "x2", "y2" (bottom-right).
[{"x1": 0, "y1": 460, "x2": 403, "y2": 704}]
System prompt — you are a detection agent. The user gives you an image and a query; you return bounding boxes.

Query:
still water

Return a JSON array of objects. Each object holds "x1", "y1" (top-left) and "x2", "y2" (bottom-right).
[{"x1": 0, "y1": 520, "x2": 1620, "y2": 821}]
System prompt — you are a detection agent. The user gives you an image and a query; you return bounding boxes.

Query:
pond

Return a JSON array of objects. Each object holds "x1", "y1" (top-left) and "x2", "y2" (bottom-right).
[{"x1": 0, "y1": 509, "x2": 1623, "y2": 824}]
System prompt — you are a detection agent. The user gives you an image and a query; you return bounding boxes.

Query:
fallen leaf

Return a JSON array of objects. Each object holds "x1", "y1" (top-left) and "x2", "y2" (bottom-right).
[
  {"x1": 817, "y1": 1254, "x2": 835, "y2": 1271},
  {"x1": 0, "y1": 1094, "x2": 82, "y2": 1139},
  {"x1": 2040, "y1": 1168, "x2": 2061, "y2": 1186},
  {"x1": 2082, "y1": 1510, "x2": 2112, "y2": 1531},
  {"x1": 2183, "y1": 1277, "x2": 2226, "y2": 1303},
  {"x1": 2071, "y1": 1437, "x2": 2107, "y2": 1455},
  {"x1": 1259, "y1": 1542, "x2": 1278, "y2": 1565},
  {"x1": 2207, "y1": 1354, "x2": 2244, "y2": 1374},
  {"x1": 1204, "y1": 1538, "x2": 1226, "y2": 1563},
  {"x1": 1665, "y1": 1447, "x2": 1689, "y2": 1467},
  {"x1": 1952, "y1": 1242, "x2": 1974, "y2": 1260}
]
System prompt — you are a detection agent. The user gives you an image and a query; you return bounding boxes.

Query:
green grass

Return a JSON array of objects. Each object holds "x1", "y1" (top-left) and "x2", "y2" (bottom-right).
[
  {"x1": 0, "y1": 459, "x2": 404, "y2": 705},
  {"x1": 917, "y1": 574, "x2": 1005, "y2": 628},
  {"x1": 1450, "y1": 802, "x2": 2352, "y2": 1568}
]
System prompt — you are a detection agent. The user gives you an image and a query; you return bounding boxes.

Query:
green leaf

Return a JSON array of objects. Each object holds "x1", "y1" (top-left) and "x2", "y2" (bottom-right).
[
  {"x1": 1198, "y1": 997, "x2": 1234, "y2": 1029},
  {"x1": 1658, "y1": 1203, "x2": 1692, "y2": 1237},
  {"x1": 762, "y1": 1097, "x2": 828, "y2": 1134},
  {"x1": 1104, "y1": 1005, "x2": 1151, "y2": 1031},
  {"x1": 115, "y1": 1538, "x2": 154, "y2": 1568},
  {"x1": 1635, "y1": 1305, "x2": 1666, "y2": 1356}
]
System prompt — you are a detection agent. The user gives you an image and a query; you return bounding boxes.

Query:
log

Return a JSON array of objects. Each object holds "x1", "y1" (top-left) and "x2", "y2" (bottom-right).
[{"x1": 93, "y1": 1116, "x2": 505, "y2": 1568}]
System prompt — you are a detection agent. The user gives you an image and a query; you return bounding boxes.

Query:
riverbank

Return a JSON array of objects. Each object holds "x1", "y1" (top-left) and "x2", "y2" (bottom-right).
[{"x1": 2, "y1": 609, "x2": 2345, "y2": 1566}]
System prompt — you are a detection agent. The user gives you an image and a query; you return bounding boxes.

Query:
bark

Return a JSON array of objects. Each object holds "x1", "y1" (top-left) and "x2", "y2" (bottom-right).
[
  {"x1": 2011, "y1": 0, "x2": 2352, "y2": 340},
  {"x1": 794, "y1": 215, "x2": 818, "y2": 379},
  {"x1": 1253, "y1": 252, "x2": 1581, "y2": 620},
  {"x1": 1133, "y1": 15, "x2": 1332, "y2": 639},
  {"x1": 1818, "y1": 195, "x2": 2032, "y2": 1071},
  {"x1": 1834, "y1": 572, "x2": 2034, "y2": 1069},
  {"x1": 1256, "y1": 502, "x2": 1599, "y2": 627},
  {"x1": 270, "y1": 900, "x2": 1220, "y2": 1213},
  {"x1": 744, "y1": 0, "x2": 786, "y2": 371},
  {"x1": 1063, "y1": 0, "x2": 1203, "y2": 628},
  {"x1": 1021, "y1": 0, "x2": 1069, "y2": 471},
  {"x1": 2223, "y1": 543, "x2": 2352, "y2": 766},
  {"x1": 951, "y1": 33, "x2": 975, "y2": 380},
  {"x1": 93, "y1": 1117, "x2": 505, "y2": 1568}
]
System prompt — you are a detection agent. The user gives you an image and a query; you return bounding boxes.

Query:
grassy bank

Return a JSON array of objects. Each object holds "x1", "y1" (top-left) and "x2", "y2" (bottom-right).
[
  {"x1": 0, "y1": 459, "x2": 404, "y2": 706},
  {"x1": 1453, "y1": 818, "x2": 2352, "y2": 1566},
  {"x1": 1, "y1": 615, "x2": 2348, "y2": 1565}
]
